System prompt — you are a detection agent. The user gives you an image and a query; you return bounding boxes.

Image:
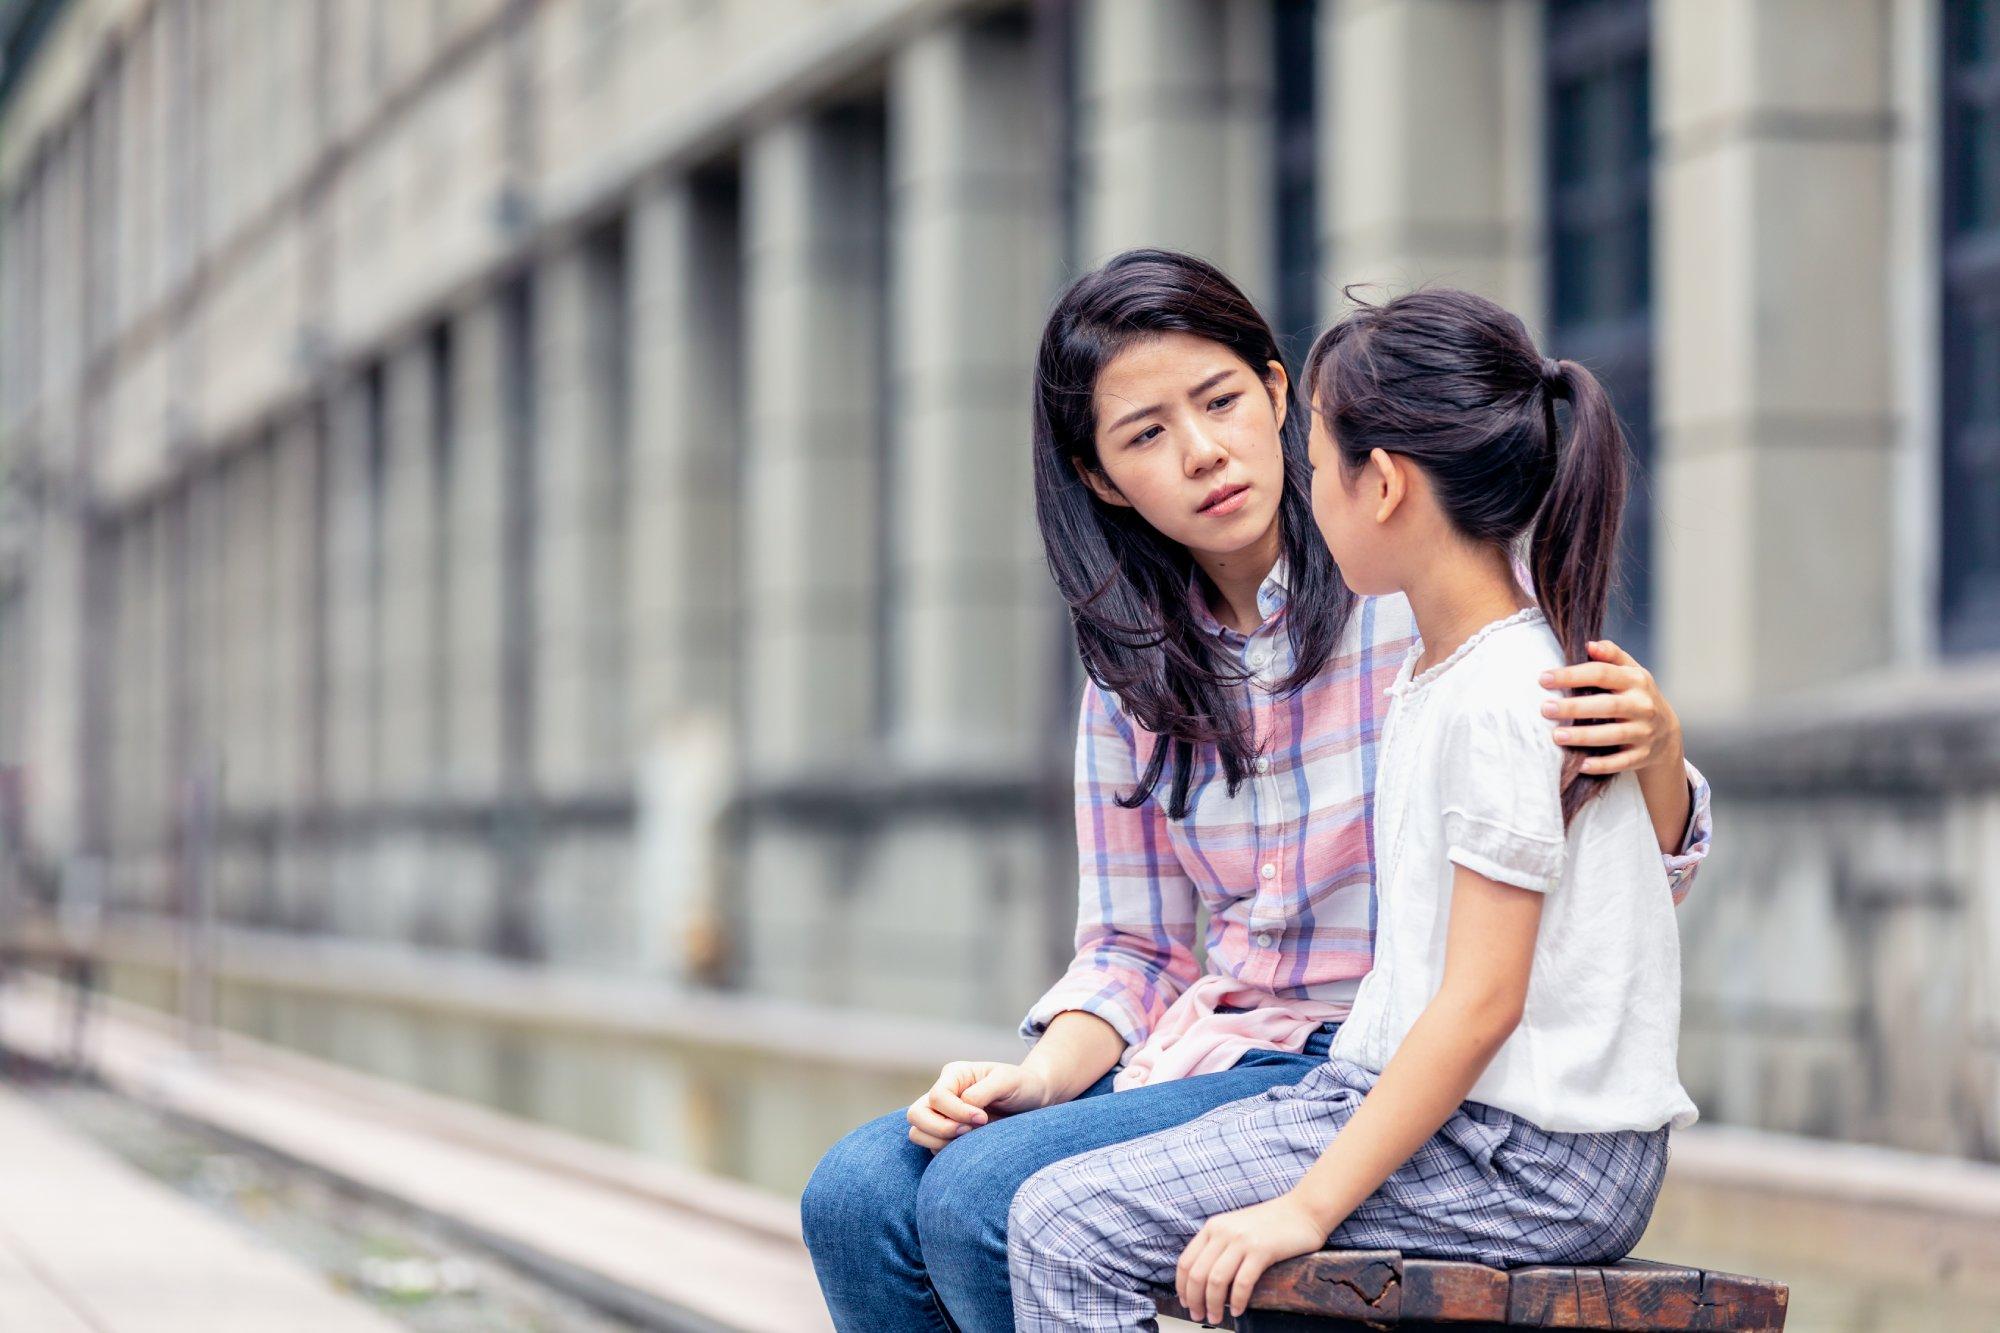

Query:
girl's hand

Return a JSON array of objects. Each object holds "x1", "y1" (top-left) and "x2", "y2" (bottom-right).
[
  {"x1": 1537, "y1": 638, "x2": 1683, "y2": 778},
  {"x1": 1175, "y1": 1192, "x2": 1331, "y2": 1325},
  {"x1": 905, "y1": 1061, "x2": 1049, "y2": 1152}
]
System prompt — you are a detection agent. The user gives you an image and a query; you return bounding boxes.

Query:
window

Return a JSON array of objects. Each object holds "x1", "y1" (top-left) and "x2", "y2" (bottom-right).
[
  {"x1": 1273, "y1": 0, "x2": 1320, "y2": 370},
  {"x1": 1942, "y1": 0, "x2": 2000, "y2": 654},
  {"x1": 1545, "y1": 0, "x2": 1656, "y2": 661}
]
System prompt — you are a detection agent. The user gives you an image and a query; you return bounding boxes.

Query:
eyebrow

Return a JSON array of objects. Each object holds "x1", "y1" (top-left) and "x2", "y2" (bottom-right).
[{"x1": 1105, "y1": 368, "x2": 1240, "y2": 433}]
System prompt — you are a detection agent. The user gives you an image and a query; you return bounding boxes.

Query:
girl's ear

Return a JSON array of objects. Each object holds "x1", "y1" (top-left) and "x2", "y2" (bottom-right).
[
  {"x1": 1369, "y1": 447, "x2": 1407, "y2": 525},
  {"x1": 1263, "y1": 358, "x2": 1290, "y2": 432},
  {"x1": 1073, "y1": 457, "x2": 1131, "y2": 509}
]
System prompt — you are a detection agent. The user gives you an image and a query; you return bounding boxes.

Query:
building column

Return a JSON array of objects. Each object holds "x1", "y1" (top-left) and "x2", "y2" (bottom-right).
[
  {"x1": 438, "y1": 295, "x2": 512, "y2": 950},
  {"x1": 533, "y1": 244, "x2": 628, "y2": 802},
  {"x1": 443, "y1": 299, "x2": 508, "y2": 806},
  {"x1": 268, "y1": 413, "x2": 321, "y2": 931},
  {"x1": 736, "y1": 108, "x2": 886, "y2": 1003},
  {"x1": 216, "y1": 446, "x2": 273, "y2": 925},
  {"x1": 888, "y1": 15, "x2": 1062, "y2": 771},
  {"x1": 373, "y1": 341, "x2": 441, "y2": 939},
  {"x1": 379, "y1": 343, "x2": 439, "y2": 806},
  {"x1": 21, "y1": 462, "x2": 85, "y2": 873},
  {"x1": 627, "y1": 174, "x2": 739, "y2": 741},
  {"x1": 321, "y1": 375, "x2": 378, "y2": 935},
  {"x1": 1076, "y1": 0, "x2": 1275, "y2": 294},
  {"x1": 740, "y1": 110, "x2": 885, "y2": 774},
  {"x1": 1320, "y1": 0, "x2": 1544, "y2": 315},
  {"x1": 1652, "y1": 0, "x2": 1895, "y2": 711},
  {"x1": 138, "y1": 500, "x2": 176, "y2": 919},
  {"x1": 856, "y1": 14, "x2": 1067, "y2": 1022},
  {"x1": 625, "y1": 173, "x2": 741, "y2": 981},
  {"x1": 532, "y1": 240, "x2": 634, "y2": 966}
]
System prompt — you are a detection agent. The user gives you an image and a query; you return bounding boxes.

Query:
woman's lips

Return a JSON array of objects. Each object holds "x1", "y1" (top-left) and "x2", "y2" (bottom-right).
[{"x1": 1198, "y1": 484, "x2": 1251, "y2": 517}]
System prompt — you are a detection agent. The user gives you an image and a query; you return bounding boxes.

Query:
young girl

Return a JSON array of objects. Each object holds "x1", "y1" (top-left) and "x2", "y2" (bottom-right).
[
  {"x1": 1005, "y1": 286, "x2": 1700, "y2": 1330},
  {"x1": 802, "y1": 253, "x2": 1711, "y2": 1333}
]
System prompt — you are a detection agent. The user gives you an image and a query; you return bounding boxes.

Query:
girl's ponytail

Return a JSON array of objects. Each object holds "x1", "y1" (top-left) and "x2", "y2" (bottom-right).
[
  {"x1": 1306, "y1": 288, "x2": 1635, "y2": 826},
  {"x1": 1528, "y1": 357, "x2": 1630, "y2": 823}
]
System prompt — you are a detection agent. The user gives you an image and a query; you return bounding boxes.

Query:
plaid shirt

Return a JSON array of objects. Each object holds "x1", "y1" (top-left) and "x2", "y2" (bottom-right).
[{"x1": 1020, "y1": 561, "x2": 1713, "y2": 1052}]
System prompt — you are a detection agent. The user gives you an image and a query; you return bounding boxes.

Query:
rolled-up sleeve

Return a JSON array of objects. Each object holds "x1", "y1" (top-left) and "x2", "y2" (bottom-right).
[
  {"x1": 1018, "y1": 680, "x2": 1201, "y2": 1054},
  {"x1": 1661, "y1": 758, "x2": 1713, "y2": 906}
]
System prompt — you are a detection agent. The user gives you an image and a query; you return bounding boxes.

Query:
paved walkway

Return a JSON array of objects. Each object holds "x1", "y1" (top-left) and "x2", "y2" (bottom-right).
[
  {"x1": 0, "y1": 978, "x2": 833, "y2": 1332},
  {"x1": 0, "y1": 1082, "x2": 404, "y2": 1333}
]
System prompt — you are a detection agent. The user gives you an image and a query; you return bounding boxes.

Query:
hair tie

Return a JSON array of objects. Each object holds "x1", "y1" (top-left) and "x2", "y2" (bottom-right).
[{"x1": 1540, "y1": 356, "x2": 1569, "y2": 400}]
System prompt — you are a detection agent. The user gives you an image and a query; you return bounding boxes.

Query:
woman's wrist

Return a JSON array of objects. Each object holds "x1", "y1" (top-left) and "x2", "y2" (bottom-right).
[
  {"x1": 1020, "y1": 1010, "x2": 1125, "y2": 1107},
  {"x1": 1011, "y1": 1063, "x2": 1057, "y2": 1110},
  {"x1": 1650, "y1": 708, "x2": 1685, "y2": 777},
  {"x1": 1634, "y1": 708, "x2": 1694, "y2": 852}
]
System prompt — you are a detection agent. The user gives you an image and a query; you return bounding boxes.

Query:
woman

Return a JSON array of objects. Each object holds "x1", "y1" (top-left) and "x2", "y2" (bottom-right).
[{"x1": 799, "y1": 250, "x2": 1711, "y2": 1333}]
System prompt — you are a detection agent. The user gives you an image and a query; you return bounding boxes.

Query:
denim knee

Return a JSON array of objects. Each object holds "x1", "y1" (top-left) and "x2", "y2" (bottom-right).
[
  {"x1": 802, "y1": 1111, "x2": 923, "y2": 1251},
  {"x1": 911, "y1": 1127, "x2": 1020, "y2": 1259}
]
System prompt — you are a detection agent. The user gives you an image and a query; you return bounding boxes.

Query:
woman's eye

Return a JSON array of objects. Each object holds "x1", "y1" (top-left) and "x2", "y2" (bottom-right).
[
  {"x1": 1131, "y1": 425, "x2": 1163, "y2": 447},
  {"x1": 1209, "y1": 394, "x2": 1238, "y2": 412}
]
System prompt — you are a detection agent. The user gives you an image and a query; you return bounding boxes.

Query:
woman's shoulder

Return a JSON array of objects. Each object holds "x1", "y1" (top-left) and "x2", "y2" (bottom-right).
[{"x1": 1354, "y1": 591, "x2": 1417, "y2": 646}]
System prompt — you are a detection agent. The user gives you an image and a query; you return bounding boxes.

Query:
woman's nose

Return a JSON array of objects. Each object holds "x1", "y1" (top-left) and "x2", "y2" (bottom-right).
[{"x1": 1184, "y1": 429, "x2": 1227, "y2": 474}]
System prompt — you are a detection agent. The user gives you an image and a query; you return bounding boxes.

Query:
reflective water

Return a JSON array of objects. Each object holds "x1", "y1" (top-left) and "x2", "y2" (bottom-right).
[
  {"x1": 101, "y1": 963, "x2": 2000, "y2": 1332},
  {"x1": 102, "y1": 962, "x2": 924, "y2": 1199}
]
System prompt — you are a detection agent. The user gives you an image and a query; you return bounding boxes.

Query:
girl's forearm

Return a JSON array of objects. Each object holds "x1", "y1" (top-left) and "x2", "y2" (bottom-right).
[
  {"x1": 1020, "y1": 1009, "x2": 1126, "y2": 1106},
  {"x1": 1288, "y1": 994, "x2": 1518, "y2": 1234}
]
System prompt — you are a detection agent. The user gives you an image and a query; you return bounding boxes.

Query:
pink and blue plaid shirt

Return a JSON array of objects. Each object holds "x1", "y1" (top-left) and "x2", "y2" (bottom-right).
[{"x1": 1020, "y1": 560, "x2": 1713, "y2": 1052}]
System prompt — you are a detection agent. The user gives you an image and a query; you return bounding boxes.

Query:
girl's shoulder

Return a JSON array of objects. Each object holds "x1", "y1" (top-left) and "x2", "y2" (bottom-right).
[{"x1": 1436, "y1": 614, "x2": 1566, "y2": 729}]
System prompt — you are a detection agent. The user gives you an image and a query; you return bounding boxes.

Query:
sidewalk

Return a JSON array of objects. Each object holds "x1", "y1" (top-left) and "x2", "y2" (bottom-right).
[
  {"x1": 0, "y1": 975, "x2": 832, "y2": 1332},
  {"x1": 0, "y1": 1081, "x2": 405, "y2": 1333}
]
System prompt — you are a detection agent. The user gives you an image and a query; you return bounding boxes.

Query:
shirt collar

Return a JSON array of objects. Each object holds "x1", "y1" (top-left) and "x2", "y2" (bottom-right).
[{"x1": 1185, "y1": 557, "x2": 1292, "y2": 641}]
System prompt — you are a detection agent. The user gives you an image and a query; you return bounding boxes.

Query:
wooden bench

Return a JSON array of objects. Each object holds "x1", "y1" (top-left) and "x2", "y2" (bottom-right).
[{"x1": 1157, "y1": 1250, "x2": 1788, "y2": 1331}]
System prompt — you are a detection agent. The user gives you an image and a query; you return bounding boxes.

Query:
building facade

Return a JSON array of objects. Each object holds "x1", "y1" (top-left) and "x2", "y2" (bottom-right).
[{"x1": 1, "y1": 0, "x2": 1996, "y2": 1157}]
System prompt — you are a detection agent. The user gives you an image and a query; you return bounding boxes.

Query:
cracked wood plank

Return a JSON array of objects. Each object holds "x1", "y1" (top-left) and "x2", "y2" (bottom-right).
[{"x1": 1155, "y1": 1250, "x2": 1788, "y2": 1330}]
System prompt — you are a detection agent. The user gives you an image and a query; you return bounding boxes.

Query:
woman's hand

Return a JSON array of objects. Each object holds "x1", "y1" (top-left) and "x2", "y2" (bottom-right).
[
  {"x1": 1538, "y1": 638, "x2": 1693, "y2": 852},
  {"x1": 905, "y1": 1061, "x2": 1050, "y2": 1152},
  {"x1": 1537, "y1": 638, "x2": 1683, "y2": 778},
  {"x1": 1175, "y1": 1192, "x2": 1331, "y2": 1325}
]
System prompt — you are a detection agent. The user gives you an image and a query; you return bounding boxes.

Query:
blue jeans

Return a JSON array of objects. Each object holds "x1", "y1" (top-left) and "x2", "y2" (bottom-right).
[{"x1": 800, "y1": 1022, "x2": 1340, "y2": 1333}]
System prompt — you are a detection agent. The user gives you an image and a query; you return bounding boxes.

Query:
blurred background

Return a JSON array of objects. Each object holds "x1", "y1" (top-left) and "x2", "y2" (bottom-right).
[{"x1": 0, "y1": 0, "x2": 1997, "y2": 1328}]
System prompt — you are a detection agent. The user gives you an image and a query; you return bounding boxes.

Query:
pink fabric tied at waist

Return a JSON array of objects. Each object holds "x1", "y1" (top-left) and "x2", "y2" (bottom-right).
[{"x1": 1111, "y1": 974, "x2": 1353, "y2": 1092}]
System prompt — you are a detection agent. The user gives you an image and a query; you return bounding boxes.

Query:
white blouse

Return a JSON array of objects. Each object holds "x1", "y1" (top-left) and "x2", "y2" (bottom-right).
[{"x1": 1329, "y1": 607, "x2": 1699, "y2": 1135}]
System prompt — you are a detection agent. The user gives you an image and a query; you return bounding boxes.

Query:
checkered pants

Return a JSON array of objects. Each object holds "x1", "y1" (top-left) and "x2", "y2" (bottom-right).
[{"x1": 1007, "y1": 1058, "x2": 1669, "y2": 1332}]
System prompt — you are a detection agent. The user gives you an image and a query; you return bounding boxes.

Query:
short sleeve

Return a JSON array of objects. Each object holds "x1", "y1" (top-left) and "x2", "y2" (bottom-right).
[{"x1": 1436, "y1": 690, "x2": 1568, "y2": 893}]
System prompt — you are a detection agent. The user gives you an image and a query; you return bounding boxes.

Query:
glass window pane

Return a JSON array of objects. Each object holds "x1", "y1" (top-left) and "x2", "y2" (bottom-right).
[
  {"x1": 1547, "y1": 0, "x2": 1654, "y2": 657},
  {"x1": 1956, "y1": 0, "x2": 2000, "y2": 66},
  {"x1": 1955, "y1": 99, "x2": 2000, "y2": 233}
]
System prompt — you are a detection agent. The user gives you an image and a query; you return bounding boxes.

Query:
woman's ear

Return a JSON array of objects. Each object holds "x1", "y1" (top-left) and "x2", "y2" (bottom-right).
[
  {"x1": 1369, "y1": 448, "x2": 1407, "y2": 525},
  {"x1": 1264, "y1": 358, "x2": 1291, "y2": 432},
  {"x1": 1073, "y1": 457, "x2": 1131, "y2": 509}
]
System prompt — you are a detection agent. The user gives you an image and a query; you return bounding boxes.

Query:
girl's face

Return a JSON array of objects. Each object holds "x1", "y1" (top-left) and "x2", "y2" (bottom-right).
[
  {"x1": 1080, "y1": 332, "x2": 1289, "y2": 561},
  {"x1": 1307, "y1": 400, "x2": 1403, "y2": 596}
]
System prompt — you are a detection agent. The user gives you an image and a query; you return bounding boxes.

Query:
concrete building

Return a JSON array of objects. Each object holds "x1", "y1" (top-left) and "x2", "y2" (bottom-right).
[{"x1": 1, "y1": 0, "x2": 1996, "y2": 1158}]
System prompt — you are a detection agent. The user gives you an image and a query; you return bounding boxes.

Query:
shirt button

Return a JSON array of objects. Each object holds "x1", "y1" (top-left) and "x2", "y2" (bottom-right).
[
  {"x1": 1260, "y1": 863, "x2": 1277, "y2": 881},
  {"x1": 1255, "y1": 756, "x2": 1271, "y2": 775},
  {"x1": 1256, "y1": 932, "x2": 1274, "y2": 948}
]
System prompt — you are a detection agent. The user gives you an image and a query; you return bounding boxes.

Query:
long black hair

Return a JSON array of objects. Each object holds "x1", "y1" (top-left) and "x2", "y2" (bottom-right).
[
  {"x1": 1032, "y1": 249, "x2": 1355, "y2": 820},
  {"x1": 1303, "y1": 286, "x2": 1630, "y2": 826}
]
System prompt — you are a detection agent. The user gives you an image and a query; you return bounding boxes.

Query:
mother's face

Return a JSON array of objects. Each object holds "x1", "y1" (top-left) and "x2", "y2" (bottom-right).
[{"x1": 1078, "y1": 331, "x2": 1290, "y2": 561}]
